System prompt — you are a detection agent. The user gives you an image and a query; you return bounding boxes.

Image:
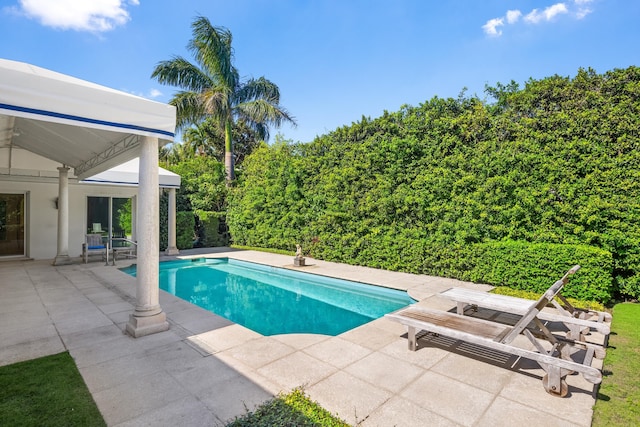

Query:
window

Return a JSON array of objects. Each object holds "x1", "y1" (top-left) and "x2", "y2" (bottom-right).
[
  {"x1": 0, "y1": 193, "x2": 25, "y2": 256},
  {"x1": 87, "y1": 196, "x2": 132, "y2": 246}
]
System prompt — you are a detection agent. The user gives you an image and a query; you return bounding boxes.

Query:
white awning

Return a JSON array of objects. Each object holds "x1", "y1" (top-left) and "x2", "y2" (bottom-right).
[
  {"x1": 82, "y1": 158, "x2": 181, "y2": 189},
  {"x1": 0, "y1": 58, "x2": 176, "y2": 179}
]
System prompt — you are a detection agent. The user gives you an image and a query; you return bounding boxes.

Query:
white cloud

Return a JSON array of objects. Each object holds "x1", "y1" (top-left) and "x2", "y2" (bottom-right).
[
  {"x1": 506, "y1": 10, "x2": 522, "y2": 24},
  {"x1": 576, "y1": 7, "x2": 592, "y2": 19},
  {"x1": 524, "y1": 3, "x2": 569, "y2": 24},
  {"x1": 483, "y1": 1, "x2": 595, "y2": 37},
  {"x1": 16, "y1": 0, "x2": 138, "y2": 32},
  {"x1": 573, "y1": 0, "x2": 593, "y2": 19},
  {"x1": 148, "y1": 89, "x2": 162, "y2": 99},
  {"x1": 523, "y1": 9, "x2": 543, "y2": 24},
  {"x1": 482, "y1": 17, "x2": 504, "y2": 36}
]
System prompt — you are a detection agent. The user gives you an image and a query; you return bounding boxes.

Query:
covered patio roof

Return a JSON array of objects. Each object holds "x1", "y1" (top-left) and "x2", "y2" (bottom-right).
[
  {"x1": 1, "y1": 58, "x2": 178, "y2": 337},
  {"x1": 82, "y1": 158, "x2": 181, "y2": 189},
  {"x1": 0, "y1": 58, "x2": 176, "y2": 178}
]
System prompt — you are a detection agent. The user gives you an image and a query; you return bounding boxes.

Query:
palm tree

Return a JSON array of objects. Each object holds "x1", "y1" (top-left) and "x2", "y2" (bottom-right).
[
  {"x1": 183, "y1": 121, "x2": 218, "y2": 158},
  {"x1": 152, "y1": 16, "x2": 296, "y2": 183}
]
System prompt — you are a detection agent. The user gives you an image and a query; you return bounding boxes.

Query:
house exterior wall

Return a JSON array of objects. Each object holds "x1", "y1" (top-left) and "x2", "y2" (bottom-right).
[
  {"x1": 0, "y1": 178, "x2": 138, "y2": 260},
  {"x1": 1, "y1": 148, "x2": 138, "y2": 260}
]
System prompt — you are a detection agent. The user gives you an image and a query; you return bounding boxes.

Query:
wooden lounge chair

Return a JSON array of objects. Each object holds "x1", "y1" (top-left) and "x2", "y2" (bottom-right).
[
  {"x1": 439, "y1": 286, "x2": 611, "y2": 340},
  {"x1": 82, "y1": 233, "x2": 108, "y2": 264},
  {"x1": 385, "y1": 266, "x2": 604, "y2": 397}
]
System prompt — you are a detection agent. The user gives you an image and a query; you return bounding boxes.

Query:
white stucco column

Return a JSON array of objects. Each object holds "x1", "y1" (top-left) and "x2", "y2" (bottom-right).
[
  {"x1": 165, "y1": 187, "x2": 179, "y2": 255},
  {"x1": 131, "y1": 195, "x2": 137, "y2": 242},
  {"x1": 53, "y1": 166, "x2": 72, "y2": 265},
  {"x1": 126, "y1": 136, "x2": 169, "y2": 337}
]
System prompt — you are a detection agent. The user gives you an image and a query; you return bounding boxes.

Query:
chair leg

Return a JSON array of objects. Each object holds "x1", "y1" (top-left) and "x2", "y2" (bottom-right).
[
  {"x1": 408, "y1": 326, "x2": 417, "y2": 351},
  {"x1": 542, "y1": 365, "x2": 568, "y2": 397}
]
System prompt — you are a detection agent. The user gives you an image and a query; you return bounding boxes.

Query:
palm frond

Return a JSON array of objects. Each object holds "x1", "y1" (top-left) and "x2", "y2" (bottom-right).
[
  {"x1": 151, "y1": 56, "x2": 213, "y2": 92},
  {"x1": 235, "y1": 99, "x2": 297, "y2": 140},
  {"x1": 201, "y1": 86, "x2": 232, "y2": 126},
  {"x1": 188, "y1": 16, "x2": 238, "y2": 91},
  {"x1": 236, "y1": 77, "x2": 281, "y2": 104},
  {"x1": 249, "y1": 122, "x2": 269, "y2": 141},
  {"x1": 169, "y1": 91, "x2": 210, "y2": 130}
]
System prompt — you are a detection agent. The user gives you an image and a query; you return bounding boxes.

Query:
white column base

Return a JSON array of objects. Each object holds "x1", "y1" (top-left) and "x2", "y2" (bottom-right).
[
  {"x1": 125, "y1": 311, "x2": 169, "y2": 338},
  {"x1": 52, "y1": 255, "x2": 72, "y2": 266},
  {"x1": 165, "y1": 247, "x2": 180, "y2": 256}
]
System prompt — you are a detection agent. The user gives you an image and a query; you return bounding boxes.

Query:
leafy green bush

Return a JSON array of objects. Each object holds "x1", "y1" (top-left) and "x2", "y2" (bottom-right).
[
  {"x1": 227, "y1": 388, "x2": 348, "y2": 427},
  {"x1": 195, "y1": 210, "x2": 229, "y2": 247},
  {"x1": 468, "y1": 240, "x2": 613, "y2": 302},
  {"x1": 176, "y1": 211, "x2": 195, "y2": 250},
  {"x1": 462, "y1": 241, "x2": 613, "y2": 303},
  {"x1": 490, "y1": 286, "x2": 605, "y2": 311},
  {"x1": 228, "y1": 67, "x2": 640, "y2": 302},
  {"x1": 159, "y1": 191, "x2": 169, "y2": 250},
  {"x1": 164, "y1": 156, "x2": 227, "y2": 212}
]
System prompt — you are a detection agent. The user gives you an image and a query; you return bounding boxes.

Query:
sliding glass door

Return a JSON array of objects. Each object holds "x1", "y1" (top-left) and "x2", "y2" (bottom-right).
[
  {"x1": 0, "y1": 193, "x2": 25, "y2": 257},
  {"x1": 87, "y1": 196, "x2": 132, "y2": 246}
]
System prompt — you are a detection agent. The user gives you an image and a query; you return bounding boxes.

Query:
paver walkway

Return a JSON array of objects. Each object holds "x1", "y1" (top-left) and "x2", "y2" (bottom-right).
[{"x1": 0, "y1": 248, "x2": 603, "y2": 426}]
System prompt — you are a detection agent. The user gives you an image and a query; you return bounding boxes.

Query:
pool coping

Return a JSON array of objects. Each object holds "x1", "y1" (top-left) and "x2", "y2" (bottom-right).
[{"x1": 1, "y1": 248, "x2": 602, "y2": 426}]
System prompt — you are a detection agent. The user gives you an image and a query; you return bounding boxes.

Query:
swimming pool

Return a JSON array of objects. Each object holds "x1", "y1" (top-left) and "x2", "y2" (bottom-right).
[{"x1": 122, "y1": 258, "x2": 414, "y2": 336}]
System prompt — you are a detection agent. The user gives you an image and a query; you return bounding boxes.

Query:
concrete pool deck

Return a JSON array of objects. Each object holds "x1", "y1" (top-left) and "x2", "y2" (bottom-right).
[{"x1": 0, "y1": 248, "x2": 603, "y2": 426}]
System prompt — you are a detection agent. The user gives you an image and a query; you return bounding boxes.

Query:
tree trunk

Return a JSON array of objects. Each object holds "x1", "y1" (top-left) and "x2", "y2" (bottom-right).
[{"x1": 224, "y1": 120, "x2": 235, "y2": 185}]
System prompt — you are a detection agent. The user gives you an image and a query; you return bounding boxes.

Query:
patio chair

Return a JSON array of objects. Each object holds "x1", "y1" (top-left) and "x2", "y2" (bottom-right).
[
  {"x1": 439, "y1": 285, "x2": 611, "y2": 340},
  {"x1": 385, "y1": 265, "x2": 604, "y2": 397},
  {"x1": 82, "y1": 233, "x2": 107, "y2": 264},
  {"x1": 110, "y1": 237, "x2": 137, "y2": 265}
]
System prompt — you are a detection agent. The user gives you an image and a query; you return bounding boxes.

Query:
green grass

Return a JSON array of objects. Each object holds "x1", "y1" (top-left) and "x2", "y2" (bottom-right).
[
  {"x1": 0, "y1": 352, "x2": 105, "y2": 427},
  {"x1": 1, "y1": 353, "x2": 345, "y2": 427},
  {"x1": 592, "y1": 303, "x2": 640, "y2": 426},
  {"x1": 226, "y1": 388, "x2": 349, "y2": 427}
]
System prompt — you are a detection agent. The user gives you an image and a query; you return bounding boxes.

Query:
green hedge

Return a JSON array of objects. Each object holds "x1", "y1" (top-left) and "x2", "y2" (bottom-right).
[
  {"x1": 159, "y1": 192, "x2": 194, "y2": 251},
  {"x1": 176, "y1": 211, "x2": 195, "y2": 250},
  {"x1": 228, "y1": 67, "x2": 640, "y2": 302},
  {"x1": 463, "y1": 240, "x2": 614, "y2": 303},
  {"x1": 159, "y1": 191, "x2": 168, "y2": 251},
  {"x1": 195, "y1": 210, "x2": 229, "y2": 247}
]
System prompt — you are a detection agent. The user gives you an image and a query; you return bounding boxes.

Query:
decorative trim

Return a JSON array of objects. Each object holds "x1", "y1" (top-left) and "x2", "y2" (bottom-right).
[{"x1": 0, "y1": 103, "x2": 174, "y2": 138}]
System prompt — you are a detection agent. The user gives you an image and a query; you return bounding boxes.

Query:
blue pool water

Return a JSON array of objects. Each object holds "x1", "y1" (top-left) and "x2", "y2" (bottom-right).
[{"x1": 122, "y1": 258, "x2": 414, "y2": 336}]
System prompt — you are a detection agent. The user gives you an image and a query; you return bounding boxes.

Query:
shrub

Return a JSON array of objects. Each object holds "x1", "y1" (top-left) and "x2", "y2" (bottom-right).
[
  {"x1": 466, "y1": 240, "x2": 614, "y2": 303},
  {"x1": 490, "y1": 286, "x2": 605, "y2": 311},
  {"x1": 195, "y1": 210, "x2": 229, "y2": 247},
  {"x1": 159, "y1": 191, "x2": 168, "y2": 251},
  {"x1": 176, "y1": 211, "x2": 195, "y2": 250},
  {"x1": 227, "y1": 67, "x2": 640, "y2": 302},
  {"x1": 617, "y1": 275, "x2": 640, "y2": 302}
]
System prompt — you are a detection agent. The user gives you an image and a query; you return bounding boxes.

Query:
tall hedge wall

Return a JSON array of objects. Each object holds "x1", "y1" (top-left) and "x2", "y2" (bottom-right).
[
  {"x1": 227, "y1": 66, "x2": 640, "y2": 302},
  {"x1": 195, "y1": 210, "x2": 230, "y2": 247},
  {"x1": 464, "y1": 241, "x2": 613, "y2": 302}
]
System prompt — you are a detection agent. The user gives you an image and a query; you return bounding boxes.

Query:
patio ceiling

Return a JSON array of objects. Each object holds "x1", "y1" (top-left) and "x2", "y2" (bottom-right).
[{"x1": 0, "y1": 59, "x2": 176, "y2": 179}]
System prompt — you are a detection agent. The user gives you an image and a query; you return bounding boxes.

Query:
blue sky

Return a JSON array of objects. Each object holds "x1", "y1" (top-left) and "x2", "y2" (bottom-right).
[{"x1": 1, "y1": 0, "x2": 638, "y2": 144}]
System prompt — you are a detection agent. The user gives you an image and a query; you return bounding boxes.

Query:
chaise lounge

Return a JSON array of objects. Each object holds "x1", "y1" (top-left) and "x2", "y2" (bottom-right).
[
  {"x1": 386, "y1": 265, "x2": 604, "y2": 397},
  {"x1": 438, "y1": 285, "x2": 611, "y2": 340}
]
